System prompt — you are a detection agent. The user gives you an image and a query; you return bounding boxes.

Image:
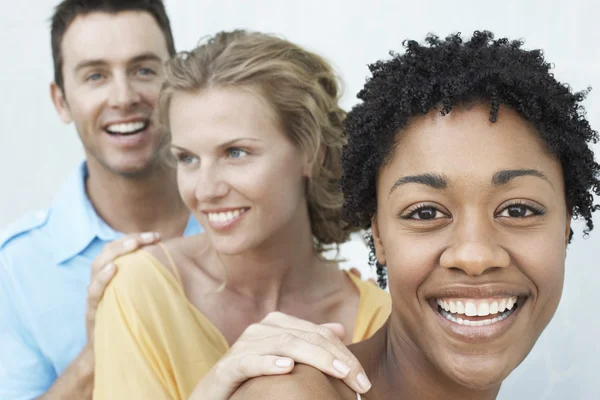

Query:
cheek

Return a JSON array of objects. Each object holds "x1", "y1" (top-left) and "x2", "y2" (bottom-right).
[
  {"x1": 69, "y1": 90, "x2": 106, "y2": 127},
  {"x1": 177, "y1": 169, "x2": 198, "y2": 209},
  {"x1": 137, "y1": 81, "x2": 161, "y2": 105},
  {"x1": 509, "y1": 229, "x2": 566, "y2": 301},
  {"x1": 382, "y1": 223, "x2": 440, "y2": 299}
]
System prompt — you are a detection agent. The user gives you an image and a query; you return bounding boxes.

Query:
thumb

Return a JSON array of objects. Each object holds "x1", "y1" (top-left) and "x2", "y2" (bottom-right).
[{"x1": 320, "y1": 322, "x2": 346, "y2": 340}]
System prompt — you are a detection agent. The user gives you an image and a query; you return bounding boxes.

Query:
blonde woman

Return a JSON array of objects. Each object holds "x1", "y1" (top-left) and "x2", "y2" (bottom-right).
[{"x1": 93, "y1": 30, "x2": 391, "y2": 400}]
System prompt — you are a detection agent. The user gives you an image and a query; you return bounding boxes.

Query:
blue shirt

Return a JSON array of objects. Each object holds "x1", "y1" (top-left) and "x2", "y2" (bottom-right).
[{"x1": 0, "y1": 162, "x2": 202, "y2": 400}]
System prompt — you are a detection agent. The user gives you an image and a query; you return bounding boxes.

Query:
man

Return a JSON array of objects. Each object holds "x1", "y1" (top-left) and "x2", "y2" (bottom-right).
[{"x1": 0, "y1": 1, "x2": 202, "y2": 398}]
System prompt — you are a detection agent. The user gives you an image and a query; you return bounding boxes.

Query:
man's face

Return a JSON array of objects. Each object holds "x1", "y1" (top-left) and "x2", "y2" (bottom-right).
[{"x1": 51, "y1": 11, "x2": 171, "y2": 177}]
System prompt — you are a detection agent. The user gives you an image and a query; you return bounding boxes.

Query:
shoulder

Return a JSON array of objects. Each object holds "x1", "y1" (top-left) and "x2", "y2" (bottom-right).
[
  {"x1": 0, "y1": 208, "x2": 50, "y2": 252},
  {"x1": 347, "y1": 270, "x2": 391, "y2": 310},
  {"x1": 231, "y1": 365, "x2": 346, "y2": 400},
  {"x1": 0, "y1": 209, "x2": 54, "y2": 281}
]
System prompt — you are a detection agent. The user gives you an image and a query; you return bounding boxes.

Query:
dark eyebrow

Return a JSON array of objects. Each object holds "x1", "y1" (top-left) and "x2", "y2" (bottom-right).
[
  {"x1": 491, "y1": 169, "x2": 552, "y2": 187},
  {"x1": 74, "y1": 52, "x2": 163, "y2": 74},
  {"x1": 389, "y1": 173, "x2": 448, "y2": 196}
]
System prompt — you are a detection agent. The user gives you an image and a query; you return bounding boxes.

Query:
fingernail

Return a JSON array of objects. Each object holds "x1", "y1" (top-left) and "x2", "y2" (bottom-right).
[
  {"x1": 104, "y1": 263, "x2": 116, "y2": 273},
  {"x1": 357, "y1": 372, "x2": 371, "y2": 391},
  {"x1": 140, "y1": 232, "x2": 155, "y2": 241},
  {"x1": 124, "y1": 239, "x2": 137, "y2": 250},
  {"x1": 275, "y1": 358, "x2": 293, "y2": 368},
  {"x1": 333, "y1": 359, "x2": 351, "y2": 376}
]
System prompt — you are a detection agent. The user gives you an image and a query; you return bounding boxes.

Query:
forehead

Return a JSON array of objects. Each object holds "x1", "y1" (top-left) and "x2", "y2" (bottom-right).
[
  {"x1": 61, "y1": 11, "x2": 170, "y2": 68},
  {"x1": 384, "y1": 104, "x2": 562, "y2": 185},
  {"x1": 169, "y1": 87, "x2": 282, "y2": 143}
]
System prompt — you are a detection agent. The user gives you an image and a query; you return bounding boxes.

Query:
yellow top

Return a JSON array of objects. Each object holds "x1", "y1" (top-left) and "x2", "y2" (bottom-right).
[{"x1": 94, "y1": 247, "x2": 391, "y2": 400}]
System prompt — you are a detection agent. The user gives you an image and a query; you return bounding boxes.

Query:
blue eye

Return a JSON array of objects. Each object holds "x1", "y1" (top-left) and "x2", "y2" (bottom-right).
[
  {"x1": 137, "y1": 67, "x2": 155, "y2": 76},
  {"x1": 176, "y1": 153, "x2": 199, "y2": 165},
  {"x1": 86, "y1": 73, "x2": 103, "y2": 82},
  {"x1": 228, "y1": 148, "x2": 248, "y2": 158}
]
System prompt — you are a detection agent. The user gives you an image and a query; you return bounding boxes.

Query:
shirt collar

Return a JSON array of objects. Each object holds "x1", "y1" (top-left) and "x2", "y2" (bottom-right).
[
  {"x1": 49, "y1": 161, "x2": 121, "y2": 265},
  {"x1": 48, "y1": 161, "x2": 202, "y2": 265}
]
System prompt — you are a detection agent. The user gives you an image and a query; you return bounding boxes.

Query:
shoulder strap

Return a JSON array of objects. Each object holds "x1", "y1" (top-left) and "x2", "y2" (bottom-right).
[{"x1": 157, "y1": 242, "x2": 184, "y2": 287}]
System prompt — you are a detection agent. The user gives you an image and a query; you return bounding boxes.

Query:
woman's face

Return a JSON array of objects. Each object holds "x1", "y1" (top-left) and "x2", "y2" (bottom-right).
[
  {"x1": 168, "y1": 86, "x2": 312, "y2": 254},
  {"x1": 372, "y1": 103, "x2": 570, "y2": 389}
]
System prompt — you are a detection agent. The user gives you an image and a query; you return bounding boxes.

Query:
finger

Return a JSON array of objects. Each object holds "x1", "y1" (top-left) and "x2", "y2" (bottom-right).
[
  {"x1": 87, "y1": 263, "x2": 117, "y2": 312},
  {"x1": 320, "y1": 322, "x2": 346, "y2": 340},
  {"x1": 91, "y1": 232, "x2": 160, "y2": 276},
  {"x1": 222, "y1": 354, "x2": 295, "y2": 384},
  {"x1": 243, "y1": 333, "x2": 370, "y2": 393},
  {"x1": 368, "y1": 278, "x2": 378, "y2": 286}
]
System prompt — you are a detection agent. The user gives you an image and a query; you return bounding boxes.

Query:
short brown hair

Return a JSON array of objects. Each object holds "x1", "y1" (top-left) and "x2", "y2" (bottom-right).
[
  {"x1": 158, "y1": 30, "x2": 352, "y2": 252},
  {"x1": 50, "y1": 0, "x2": 176, "y2": 91}
]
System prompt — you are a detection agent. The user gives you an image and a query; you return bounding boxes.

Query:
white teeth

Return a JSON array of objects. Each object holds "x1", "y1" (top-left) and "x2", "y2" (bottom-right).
[
  {"x1": 507, "y1": 297, "x2": 515, "y2": 310},
  {"x1": 440, "y1": 306, "x2": 516, "y2": 326},
  {"x1": 477, "y1": 302, "x2": 490, "y2": 316},
  {"x1": 106, "y1": 121, "x2": 146, "y2": 134},
  {"x1": 499, "y1": 299, "x2": 507, "y2": 312},
  {"x1": 449, "y1": 301, "x2": 457, "y2": 314},
  {"x1": 208, "y1": 208, "x2": 246, "y2": 223},
  {"x1": 490, "y1": 301, "x2": 499, "y2": 314},
  {"x1": 465, "y1": 302, "x2": 478, "y2": 317},
  {"x1": 436, "y1": 296, "x2": 518, "y2": 317}
]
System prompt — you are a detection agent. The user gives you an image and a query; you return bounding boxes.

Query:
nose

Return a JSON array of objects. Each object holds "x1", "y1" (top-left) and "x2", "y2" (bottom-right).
[
  {"x1": 193, "y1": 163, "x2": 229, "y2": 203},
  {"x1": 108, "y1": 74, "x2": 141, "y2": 110},
  {"x1": 439, "y1": 216, "x2": 511, "y2": 276}
]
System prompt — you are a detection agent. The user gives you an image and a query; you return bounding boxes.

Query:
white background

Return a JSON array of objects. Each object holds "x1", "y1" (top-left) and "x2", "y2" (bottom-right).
[{"x1": 1, "y1": 0, "x2": 598, "y2": 397}]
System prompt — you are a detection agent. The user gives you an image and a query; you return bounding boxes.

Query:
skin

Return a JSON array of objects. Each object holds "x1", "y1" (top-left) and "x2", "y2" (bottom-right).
[
  {"x1": 142, "y1": 86, "x2": 369, "y2": 396},
  {"x1": 233, "y1": 103, "x2": 571, "y2": 400},
  {"x1": 41, "y1": 11, "x2": 189, "y2": 400}
]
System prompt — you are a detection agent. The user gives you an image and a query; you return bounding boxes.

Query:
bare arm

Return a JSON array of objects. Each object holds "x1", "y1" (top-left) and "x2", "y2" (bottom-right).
[
  {"x1": 36, "y1": 346, "x2": 94, "y2": 400},
  {"x1": 231, "y1": 364, "x2": 344, "y2": 400}
]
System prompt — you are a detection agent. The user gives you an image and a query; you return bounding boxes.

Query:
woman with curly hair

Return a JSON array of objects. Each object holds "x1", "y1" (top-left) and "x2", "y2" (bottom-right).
[{"x1": 233, "y1": 30, "x2": 600, "y2": 399}]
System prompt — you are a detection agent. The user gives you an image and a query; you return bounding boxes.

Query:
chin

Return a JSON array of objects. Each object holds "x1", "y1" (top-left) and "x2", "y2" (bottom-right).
[{"x1": 442, "y1": 355, "x2": 514, "y2": 391}]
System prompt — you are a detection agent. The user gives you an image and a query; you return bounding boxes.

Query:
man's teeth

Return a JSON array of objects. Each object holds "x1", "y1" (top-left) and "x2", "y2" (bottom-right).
[
  {"x1": 208, "y1": 209, "x2": 246, "y2": 223},
  {"x1": 106, "y1": 121, "x2": 146, "y2": 134},
  {"x1": 436, "y1": 297, "x2": 517, "y2": 317}
]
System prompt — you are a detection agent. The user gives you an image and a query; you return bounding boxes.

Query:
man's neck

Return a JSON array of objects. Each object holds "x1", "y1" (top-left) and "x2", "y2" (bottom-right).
[{"x1": 85, "y1": 159, "x2": 189, "y2": 239}]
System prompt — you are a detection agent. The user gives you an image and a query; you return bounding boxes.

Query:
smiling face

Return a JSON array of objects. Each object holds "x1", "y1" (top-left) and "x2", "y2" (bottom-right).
[
  {"x1": 168, "y1": 86, "x2": 312, "y2": 254},
  {"x1": 371, "y1": 103, "x2": 570, "y2": 389},
  {"x1": 51, "y1": 11, "x2": 171, "y2": 176}
]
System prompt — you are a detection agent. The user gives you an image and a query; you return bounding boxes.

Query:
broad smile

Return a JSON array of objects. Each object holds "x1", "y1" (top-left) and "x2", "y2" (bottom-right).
[
  {"x1": 429, "y1": 294, "x2": 529, "y2": 342},
  {"x1": 204, "y1": 207, "x2": 250, "y2": 231}
]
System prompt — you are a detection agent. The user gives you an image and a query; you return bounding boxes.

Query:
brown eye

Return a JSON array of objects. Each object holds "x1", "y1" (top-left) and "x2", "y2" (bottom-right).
[
  {"x1": 497, "y1": 202, "x2": 545, "y2": 219},
  {"x1": 403, "y1": 206, "x2": 443, "y2": 220},
  {"x1": 415, "y1": 207, "x2": 437, "y2": 220}
]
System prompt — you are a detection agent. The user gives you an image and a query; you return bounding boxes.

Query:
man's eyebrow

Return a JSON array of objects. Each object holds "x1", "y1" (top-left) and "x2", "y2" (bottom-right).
[
  {"x1": 389, "y1": 173, "x2": 448, "y2": 196},
  {"x1": 74, "y1": 52, "x2": 163, "y2": 73},
  {"x1": 492, "y1": 169, "x2": 552, "y2": 187}
]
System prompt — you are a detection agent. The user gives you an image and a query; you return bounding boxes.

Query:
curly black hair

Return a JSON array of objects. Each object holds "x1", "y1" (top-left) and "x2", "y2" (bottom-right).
[{"x1": 341, "y1": 31, "x2": 600, "y2": 288}]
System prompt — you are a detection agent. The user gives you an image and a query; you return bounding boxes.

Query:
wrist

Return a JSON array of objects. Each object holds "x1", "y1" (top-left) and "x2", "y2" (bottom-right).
[{"x1": 76, "y1": 344, "x2": 95, "y2": 380}]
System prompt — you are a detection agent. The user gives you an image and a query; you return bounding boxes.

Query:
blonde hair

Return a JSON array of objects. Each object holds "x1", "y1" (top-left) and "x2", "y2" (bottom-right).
[{"x1": 158, "y1": 30, "x2": 352, "y2": 253}]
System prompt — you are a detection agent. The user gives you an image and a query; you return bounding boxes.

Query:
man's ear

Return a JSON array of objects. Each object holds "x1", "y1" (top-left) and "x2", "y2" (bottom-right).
[
  {"x1": 50, "y1": 82, "x2": 72, "y2": 124},
  {"x1": 371, "y1": 214, "x2": 386, "y2": 266}
]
